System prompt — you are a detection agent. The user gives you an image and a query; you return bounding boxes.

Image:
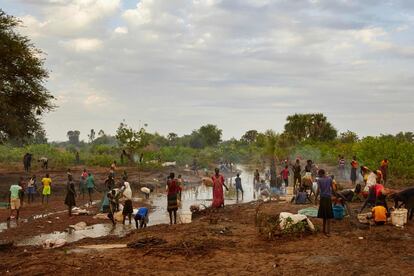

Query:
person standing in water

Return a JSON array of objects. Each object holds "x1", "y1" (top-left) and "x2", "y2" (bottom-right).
[
  {"x1": 166, "y1": 173, "x2": 181, "y2": 225},
  {"x1": 350, "y1": 156, "x2": 359, "y2": 186},
  {"x1": 121, "y1": 179, "x2": 133, "y2": 225},
  {"x1": 212, "y1": 168, "x2": 228, "y2": 208},
  {"x1": 235, "y1": 173, "x2": 243, "y2": 201},
  {"x1": 254, "y1": 169, "x2": 260, "y2": 185},
  {"x1": 41, "y1": 174, "x2": 52, "y2": 205},
  {"x1": 64, "y1": 175, "x2": 76, "y2": 217},
  {"x1": 316, "y1": 169, "x2": 334, "y2": 236}
]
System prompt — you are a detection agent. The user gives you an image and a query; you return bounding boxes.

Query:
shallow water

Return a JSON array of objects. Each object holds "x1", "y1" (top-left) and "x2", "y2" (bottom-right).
[
  {"x1": 9, "y1": 166, "x2": 260, "y2": 246},
  {"x1": 148, "y1": 165, "x2": 256, "y2": 225},
  {"x1": 17, "y1": 223, "x2": 133, "y2": 246}
]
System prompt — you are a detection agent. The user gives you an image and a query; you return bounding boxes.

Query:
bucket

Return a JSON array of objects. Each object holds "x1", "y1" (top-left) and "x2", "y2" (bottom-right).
[
  {"x1": 391, "y1": 208, "x2": 408, "y2": 226},
  {"x1": 333, "y1": 205, "x2": 345, "y2": 220},
  {"x1": 179, "y1": 211, "x2": 192, "y2": 224}
]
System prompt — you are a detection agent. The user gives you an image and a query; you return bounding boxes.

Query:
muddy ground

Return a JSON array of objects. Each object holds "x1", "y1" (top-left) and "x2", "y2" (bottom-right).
[
  {"x1": 0, "y1": 166, "x2": 202, "y2": 242},
  {"x1": 0, "y1": 166, "x2": 413, "y2": 275},
  {"x1": 0, "y1": 199, "x2": 413, "y2": 275}
]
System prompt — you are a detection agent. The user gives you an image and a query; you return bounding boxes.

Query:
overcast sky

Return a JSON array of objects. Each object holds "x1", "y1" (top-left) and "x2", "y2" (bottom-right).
[{"x1": 2, "y1": 0, "x2": 414, "y2": 141}]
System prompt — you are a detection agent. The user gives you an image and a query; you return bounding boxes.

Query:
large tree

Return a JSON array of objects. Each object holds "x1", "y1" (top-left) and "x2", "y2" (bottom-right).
[
  {"x1": 284, "y1": 113, "x2": 337, "y2": 142},
  {"x1": 116, "y1": 121, "x2": 150, "y2": 163},
  {"x1": 241, "y1": 130, "x2": 259, "y2": 144},
  {"x1": 0, "y1": 10, "x2": 54, "y2": 143}
]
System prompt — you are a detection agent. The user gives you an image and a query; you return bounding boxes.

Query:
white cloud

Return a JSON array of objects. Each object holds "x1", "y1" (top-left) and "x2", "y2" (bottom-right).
[
  {"x1": 8, "y1": 0, "x2": 414, "y2": 140},
  {"x1": 114, "y1": 26, "x2": 128, "y2": 34},
  {"x1": 61, "y1": 38, "x2": 103, "y2": 52}
]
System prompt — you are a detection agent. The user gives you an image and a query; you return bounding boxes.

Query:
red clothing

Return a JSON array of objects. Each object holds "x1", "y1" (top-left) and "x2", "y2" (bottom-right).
[
  {"x1": 351, "y1": 160, "x2": 358, "y2": 169},
  {"x1": 281, "y1": 169, "x2": 289, "y2": 180},
  {"x1": 167, "y1": 179, "x2": 181, "y2": 195},
  {"x1": 212, "y1": 174, "x2": 225, "y2": 208},
  {"x1": 373, "y1": 183, "x2": 384, "y2": 197}
]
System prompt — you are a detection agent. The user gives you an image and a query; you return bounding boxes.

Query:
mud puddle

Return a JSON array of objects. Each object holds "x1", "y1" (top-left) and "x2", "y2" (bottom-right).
[{"x1": 17, "y1": 223, "x2": 133, "y2": 246}]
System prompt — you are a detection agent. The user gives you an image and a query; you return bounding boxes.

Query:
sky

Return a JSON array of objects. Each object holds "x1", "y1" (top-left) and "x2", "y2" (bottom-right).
[{"x1": 1, "y1": 0, "x2": 414, "y2": 142}]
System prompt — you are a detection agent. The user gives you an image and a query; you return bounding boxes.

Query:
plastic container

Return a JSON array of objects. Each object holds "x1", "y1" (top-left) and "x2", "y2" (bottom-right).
[
  {"x1": 333, "y1": 205, "x2": 345, "y2": 220},
  {"x1": 179, "y1": 211, "x2": 192, "y2": 224},
  {"x1": 391, "y1": 208, "x2": 408, "y2": 226}
]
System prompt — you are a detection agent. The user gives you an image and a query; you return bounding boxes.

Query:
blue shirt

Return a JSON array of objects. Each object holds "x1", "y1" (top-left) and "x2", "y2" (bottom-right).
[
  {"x1": 318, "y1": 176, "x2": 333, "y2": 198},
  {"x1": 135, "y1": 207, "x2": 148, "y2": 219}
]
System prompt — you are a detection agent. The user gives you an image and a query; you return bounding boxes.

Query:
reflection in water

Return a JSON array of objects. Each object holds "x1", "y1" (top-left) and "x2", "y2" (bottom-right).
[
  {"x1": 148, "y1": 165, "x2": 256, "y2": 226},
  {"x1": 17, "y1": 223, "x2": 133, "y2": 246},
  {"x1": 5, "y1": 165, "x2": 259, "y2": 246}
]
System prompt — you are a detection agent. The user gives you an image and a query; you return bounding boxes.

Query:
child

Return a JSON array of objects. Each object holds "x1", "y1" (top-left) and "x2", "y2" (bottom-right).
[
  {"x1": 8, "y1": 182, "x2": 22, "y2": 220},
  {"x1": 371, "y1": 203, "x2": 387, "y2": 225},
  {"x1": 86, "y1": 173, "x2": 95, "y2": 205},
  {"x1": 41, "y1": 174, "x2": 52, "y2": 204},
  {"x1": 134, "y1": 207, "x2": 149, "y2": 229},
  {"x1": 64, "y1": 175, "x2": 76, "y2": 216},
  {"x1": 235, "y1": 173, "x2": 244, "y2": 201},
  {"x1": 281, "y1": 165, "x2": 290, "y2": 187},
  {"x1": 27, "y1": 175, "x2": 36, "y2": 204}
]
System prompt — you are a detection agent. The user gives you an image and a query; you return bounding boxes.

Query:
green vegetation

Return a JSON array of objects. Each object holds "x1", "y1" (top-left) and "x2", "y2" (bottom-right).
[{"x1": 0, "y1": 10, "x2": 54, "y2": 144}]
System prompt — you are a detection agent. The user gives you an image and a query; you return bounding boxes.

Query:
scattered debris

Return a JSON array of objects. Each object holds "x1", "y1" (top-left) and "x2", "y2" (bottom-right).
[
  {"x1": 43, "y1": 238, "x2": 66, "y2": 249},
  {"x1": 69, "y1": 222, "x2": 87, "y2": 231},
  {"x1": 127, "y1": 237, "x2": 167, "y2": 249}
]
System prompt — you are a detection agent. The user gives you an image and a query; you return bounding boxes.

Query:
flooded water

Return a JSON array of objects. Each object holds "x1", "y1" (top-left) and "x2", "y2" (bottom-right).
[
  {"x1": 17, "y1": 223, "x2": 133, "y2": 246},
  {"x1": 6, "y1": 165, "x2": 262, "y2": 246},
  {"x1": 148, "y1": 165, "x2": 256, "y2": 225}
]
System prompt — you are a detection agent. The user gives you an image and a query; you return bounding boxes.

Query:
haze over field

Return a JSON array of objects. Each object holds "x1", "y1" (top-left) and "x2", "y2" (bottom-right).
[{"x1": 2, "y1": 0, "x2": 414, "y2": 141}]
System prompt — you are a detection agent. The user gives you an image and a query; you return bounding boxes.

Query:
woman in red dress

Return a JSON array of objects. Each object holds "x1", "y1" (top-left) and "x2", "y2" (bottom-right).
[
  {"x1": 211, "y1": 168, "x2": 228, "y2": 208},
  {"x1": 167, "y1": 172, "x2": 181, "y2": 225}
]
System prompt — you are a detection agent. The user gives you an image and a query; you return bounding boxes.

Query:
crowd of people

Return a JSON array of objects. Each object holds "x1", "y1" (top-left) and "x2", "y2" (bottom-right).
[{"x1": 5, "y1": 152, "x2": 412, "y2": 238}]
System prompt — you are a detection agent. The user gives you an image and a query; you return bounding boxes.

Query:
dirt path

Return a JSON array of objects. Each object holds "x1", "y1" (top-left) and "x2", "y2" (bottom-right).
[{"x1": 0, "y1": 200, "x2": 413, "y2": 275}]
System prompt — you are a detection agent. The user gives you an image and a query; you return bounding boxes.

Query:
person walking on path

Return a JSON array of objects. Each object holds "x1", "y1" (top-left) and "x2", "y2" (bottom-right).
[
  {"x1": 166, "y1": 173, "x2": 181, "y2": 225},
  {"x1": 212, "y1": 168, "x2": 228, "y2": 208},
  {"x1": 316, "y1": 169, "x2": 334, "y2": 236},
  {"x1": 41, "y1": 174, "x2": 52, "y2": 205},
  {"x1": 65, "y1": 175, "x2": 76, "y2": 217},
  {"x1": 8, "y1": 182, "x2": 22, "y2": 220},
  {"x1": 86, "y1": 173, "x2": 95, "y2": 206},
  {"x1": 235, "y1": 173, "x2": 243, "y2": 201}
]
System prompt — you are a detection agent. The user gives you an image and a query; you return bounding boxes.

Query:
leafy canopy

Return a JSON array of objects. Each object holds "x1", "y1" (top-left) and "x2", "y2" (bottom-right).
[{"x1": 0, "y1": 10, "x2": 54, "y2": 143}]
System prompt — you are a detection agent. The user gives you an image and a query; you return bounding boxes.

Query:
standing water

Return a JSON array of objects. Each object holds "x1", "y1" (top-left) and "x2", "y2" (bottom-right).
[{"x1": 148, "y1": 165, "x2": 256, "y2": 225}]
